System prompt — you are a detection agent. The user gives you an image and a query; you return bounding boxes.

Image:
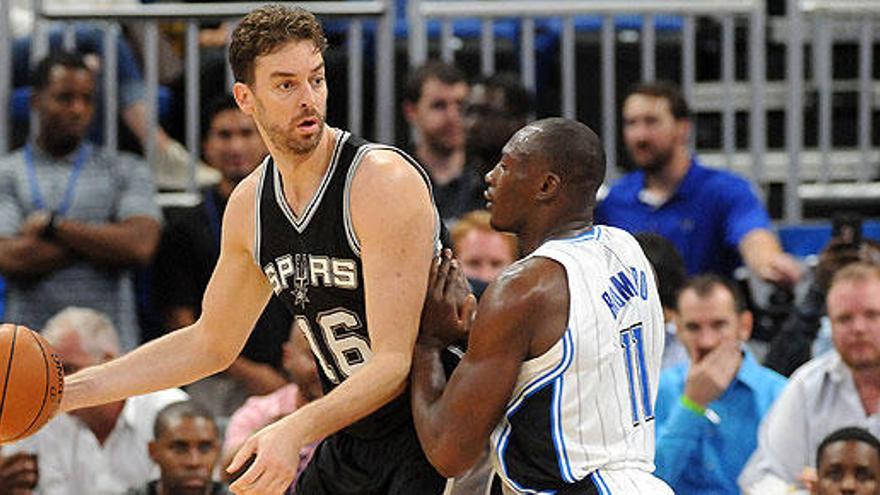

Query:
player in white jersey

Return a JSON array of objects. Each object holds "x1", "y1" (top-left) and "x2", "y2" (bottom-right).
[{"x1": 411, "y1": 118, "x2": 673, "y2": 494}]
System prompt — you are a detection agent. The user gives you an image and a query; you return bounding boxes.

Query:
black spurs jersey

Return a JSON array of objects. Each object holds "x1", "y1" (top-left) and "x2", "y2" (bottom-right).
[{"x1": 255, "y1": 129, "x2": 441, "y2": 438}]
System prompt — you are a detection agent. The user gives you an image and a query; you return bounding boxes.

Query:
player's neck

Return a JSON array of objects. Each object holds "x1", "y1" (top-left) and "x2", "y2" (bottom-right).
[
  {"x1": 272, "y1": 126, "x2": 337, "y2": 216},
  {"x1": 644, "y1": 148, "x2": 691, "y2": 197},
  {"x1": 520, "y1": 217, "x2": 593, "y2": 255}
]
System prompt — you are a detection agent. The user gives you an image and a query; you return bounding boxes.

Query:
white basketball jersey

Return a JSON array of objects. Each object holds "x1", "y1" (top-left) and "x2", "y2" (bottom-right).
[{"x1": 489, "y1": 226, "x2": 669, "y2": 495}]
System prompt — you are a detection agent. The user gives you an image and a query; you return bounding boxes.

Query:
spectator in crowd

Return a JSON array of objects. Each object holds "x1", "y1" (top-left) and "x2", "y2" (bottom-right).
[
  {"x1": 765, "y1": 236, "x2": 880, "y2": 377},
  {"x1": 151, "y1": 94, "x2": 289, "y2": 418},
  {"x1": 128, "y1": 400, "x2": 229, "y2": 495},
  {"x1": 634, "y1": 232, "x2": 689, "y2": 369},
  {"x1": 449, "y1": 209, "x2": 517, "y2": 298},
  {"x1": 0, "y1": 51, "x2": 161, "y2": 351},
  {"x1": 740, "y1": 262, "x2": 880, "y2": 492},
  {"x1": 812, "y1": 427, "x2": 880, "y2": 495},
  {"x1": 402, "y1": 61, "x2": 482, "y2": 223},
  {"x1": 654, "y1": 274, "x2": 787, "y2": 494},
  {"x1": 2, "y1": 307, "x2": 188, "y2": 493},
  {"x1": 595, "y1": 81, "x2": 801, "y2": 286},
  {"x1": 464, "y1": 72, "x2": 533, "y2": 177},
  {"x1": 9, "y1": 2, "x2": 216, "y2": 190},
  {"x1": 0, "y1": 449, "x2": 37, "y2": 493},
  {"x1": 220, "y1": 329, "x2": 322, "y2": 488}
]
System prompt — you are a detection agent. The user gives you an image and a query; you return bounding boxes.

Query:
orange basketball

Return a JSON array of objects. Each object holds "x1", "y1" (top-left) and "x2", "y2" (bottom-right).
[{"x1": 0, "y1": 324, "x2": 64, "y2": 443}]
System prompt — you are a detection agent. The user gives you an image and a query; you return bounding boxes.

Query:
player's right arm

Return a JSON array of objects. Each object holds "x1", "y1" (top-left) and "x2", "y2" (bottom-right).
[{"x1": 60, "y1": 172, "x2": 273, "y2": 413}]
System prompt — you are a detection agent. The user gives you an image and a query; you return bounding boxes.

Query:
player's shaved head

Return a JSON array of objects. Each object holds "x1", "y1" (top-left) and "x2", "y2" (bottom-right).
[{"x1": 504, "y1": 118, "x2": 605, "y2": 201}]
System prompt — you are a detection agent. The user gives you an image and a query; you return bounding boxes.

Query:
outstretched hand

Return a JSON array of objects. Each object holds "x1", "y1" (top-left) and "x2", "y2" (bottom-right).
[{"x1": 419, "y1": 249, "x2": 477, "y2": 348}]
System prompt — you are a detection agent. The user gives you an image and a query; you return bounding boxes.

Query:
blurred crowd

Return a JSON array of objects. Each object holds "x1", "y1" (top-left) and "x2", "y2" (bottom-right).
[{"x1": 0, "y1": 11, "x2": 878, "y2": 495}]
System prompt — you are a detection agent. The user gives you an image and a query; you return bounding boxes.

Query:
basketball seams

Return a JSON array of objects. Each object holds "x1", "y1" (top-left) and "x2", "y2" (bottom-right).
[
  {"x1": 13, "y1": 329, "x2": 51, "y2": 441},
  {"x1": 0, "y1": 325, "x2": 19, "y2": 438}
]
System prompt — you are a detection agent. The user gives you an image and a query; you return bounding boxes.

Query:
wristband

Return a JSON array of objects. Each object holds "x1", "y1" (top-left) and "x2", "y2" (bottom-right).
[{"x1": 680, "y1": 395, "x2": 707, "y2": 416}]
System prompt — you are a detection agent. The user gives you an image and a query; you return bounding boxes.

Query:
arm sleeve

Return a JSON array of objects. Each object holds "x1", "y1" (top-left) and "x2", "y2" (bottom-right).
[
  {"x1": 719, "y1": 174, "x2": 771, "y2": 247},
  {"x1": 739, "y1": 378, "x2": 810, "y2": 490},
  {"x1": 113, "y1": 153, "x2": 161, "y2": 222}
]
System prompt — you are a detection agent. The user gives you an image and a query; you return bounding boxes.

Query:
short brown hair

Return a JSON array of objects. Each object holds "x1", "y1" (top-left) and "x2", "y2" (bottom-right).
[
  {"x1": 626, "y1": 81, "x2": 690, "y2": 121},
  {"x1": 451, "y1": 210, "x2": 517, "y2": 260},
  {"x1": 229, "y1": 5, "x2": 328, "y2": 85}
]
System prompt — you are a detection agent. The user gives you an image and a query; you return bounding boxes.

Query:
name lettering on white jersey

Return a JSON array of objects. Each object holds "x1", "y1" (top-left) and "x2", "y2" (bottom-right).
[{"x1": 602, "y1": 267, "x2": 650, "y2": 320}]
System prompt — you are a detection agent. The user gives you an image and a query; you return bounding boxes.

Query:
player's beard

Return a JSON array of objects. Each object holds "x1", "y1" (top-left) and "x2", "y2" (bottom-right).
[
  {"x1": 267, "y1": 112, "x2": 326, "y2": 156},
  {"x1": 255, "y1": 97, "x2": 326, "y2": 156}
]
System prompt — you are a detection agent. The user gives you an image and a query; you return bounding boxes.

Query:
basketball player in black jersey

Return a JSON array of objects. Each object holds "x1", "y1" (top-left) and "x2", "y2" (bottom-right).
[{"x1": 58, "y1": 5, "x2": 447, "y2": 494}]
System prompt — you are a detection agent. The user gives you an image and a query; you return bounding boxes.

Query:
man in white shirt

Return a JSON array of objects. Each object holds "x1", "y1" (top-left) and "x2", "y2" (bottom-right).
[
  {"x1": 740, "y1": 262, "x2": 880, "y2": 493},
  {"x1": 0, "y1": 307, "x2": 187, "y2": 494}
]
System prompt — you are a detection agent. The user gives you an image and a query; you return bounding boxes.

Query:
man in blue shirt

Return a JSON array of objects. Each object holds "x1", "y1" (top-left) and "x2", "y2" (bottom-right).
[
  {"x1": 654, "y1": 274, "x2": 787, "y2": 494},
  {"x1": 595, "y1": 82, "x2": 801, "y2": 285}
]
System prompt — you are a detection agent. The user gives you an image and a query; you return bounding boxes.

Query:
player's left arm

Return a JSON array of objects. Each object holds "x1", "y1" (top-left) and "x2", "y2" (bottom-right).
[{"x1": 412, "y1": 257, "x2": 566, "y2": 476}]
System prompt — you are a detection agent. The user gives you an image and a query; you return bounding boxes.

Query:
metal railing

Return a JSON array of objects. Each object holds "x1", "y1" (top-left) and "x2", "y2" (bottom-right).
[
  {"x1": 3, "y1": 0, "x2": 395, "y2": 191},
  {"x1": 407, "y1": 0, "x2": 766, "y2": 184},
  {"x1": 791, "y1": 0, "x2": 880, "y2": 222},
  {"x1": 0, "y1": 0, "x2": 877, "y2": 220}
]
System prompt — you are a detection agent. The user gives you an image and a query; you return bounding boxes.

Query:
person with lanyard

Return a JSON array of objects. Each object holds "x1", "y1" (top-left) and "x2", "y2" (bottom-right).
[
  {"x1": 0, "y1": 50, "x2": 161, "y2": 351},
  {"x1": 151, "y1": 93, "x2": 293, "y2": 419}
]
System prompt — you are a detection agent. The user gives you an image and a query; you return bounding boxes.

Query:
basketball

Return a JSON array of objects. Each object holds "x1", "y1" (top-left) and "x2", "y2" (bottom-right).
[{"x1": 0, "y1": 324, "x2": 64, "y2": 443}]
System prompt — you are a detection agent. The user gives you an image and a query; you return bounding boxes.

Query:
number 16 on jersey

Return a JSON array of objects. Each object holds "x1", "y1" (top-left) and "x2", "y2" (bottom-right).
[{"x1": 620, "y1": 324, "x2": 654, "y2": 427}]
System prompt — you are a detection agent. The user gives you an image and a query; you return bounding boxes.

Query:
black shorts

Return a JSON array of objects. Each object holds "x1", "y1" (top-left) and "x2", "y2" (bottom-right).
[{"x1": 294, "y1": 420, "x2": 447, "y2": 495}]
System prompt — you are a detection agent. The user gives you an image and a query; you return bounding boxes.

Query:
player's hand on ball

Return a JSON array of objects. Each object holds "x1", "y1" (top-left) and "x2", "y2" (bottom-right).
[
  {"x1": 420, "y1": 249, "x2": 477, "y2": 348},
  {"x1": 226, "y1": 416, "x2": 302, "y2": 494}
]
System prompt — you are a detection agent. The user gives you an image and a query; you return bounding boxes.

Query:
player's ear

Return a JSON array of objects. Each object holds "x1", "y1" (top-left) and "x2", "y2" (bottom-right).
[
  {"x1": 233, "y1": 82, "x2": 255, "y2": 116},
  {"x1": 536, "y1": 172, "x2": 561, "y2": 201}
]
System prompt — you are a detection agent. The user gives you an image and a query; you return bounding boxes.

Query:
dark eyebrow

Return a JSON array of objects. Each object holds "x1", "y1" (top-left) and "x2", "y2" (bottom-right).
[{"x1": 311, "y1": 62, "x2": 326, "y2": 73}]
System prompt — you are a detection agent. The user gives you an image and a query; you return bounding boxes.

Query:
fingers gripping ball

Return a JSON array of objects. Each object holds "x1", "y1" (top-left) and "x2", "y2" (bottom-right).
[{"x1": 0, "y1": 324, "x2": 64, "y2": 443}]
